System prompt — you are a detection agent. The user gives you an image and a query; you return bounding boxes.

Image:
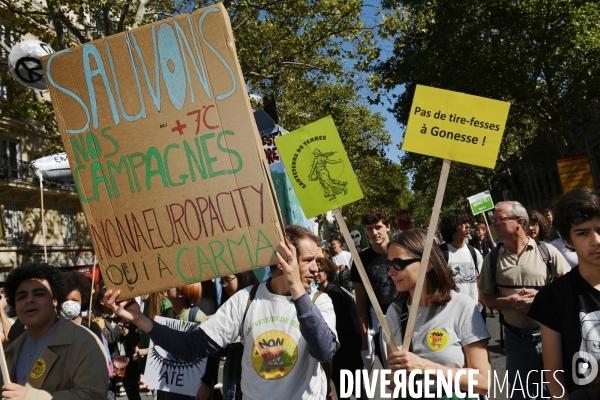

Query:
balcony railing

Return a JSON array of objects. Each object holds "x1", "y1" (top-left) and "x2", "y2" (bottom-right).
[
  {"x1": 0, "y1": 156, "x2": 76, "y2": 190},
  {"x1": 0, "y1": 157, "x2": 28, "y2": 182}
]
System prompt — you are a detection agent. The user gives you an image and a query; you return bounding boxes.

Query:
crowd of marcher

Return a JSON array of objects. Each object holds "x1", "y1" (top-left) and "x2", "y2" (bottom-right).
[{"x1": 1, "y1": 187, "x2": 599, "y2": 400}]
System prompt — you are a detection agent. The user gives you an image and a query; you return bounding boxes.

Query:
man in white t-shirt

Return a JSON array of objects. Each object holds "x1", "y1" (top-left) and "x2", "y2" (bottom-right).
[
  {"x1": 439, "y1": 210, "x2": 483, "y2": 318},
  {"x1": 106, "y1": 226, "x2": 338, "y2": 400},
  {"x1": 329, "y1": 238, "x2": 353, "y2": 268}
]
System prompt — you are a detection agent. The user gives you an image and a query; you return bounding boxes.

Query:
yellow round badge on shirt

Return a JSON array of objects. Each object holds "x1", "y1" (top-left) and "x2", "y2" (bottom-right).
[
  {"x1": 30, "y1": 358, "x2": 46, "y2": 379},
  {"x1": 251, "y1": 331, "x2": 298, "y2": 380},
  {"x1": 427, "y1": 328, "x2": 449, "y2": 351}
]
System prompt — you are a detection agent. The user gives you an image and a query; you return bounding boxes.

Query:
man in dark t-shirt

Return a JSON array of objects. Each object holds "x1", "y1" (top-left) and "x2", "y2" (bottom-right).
[
  {"x1": 350, "y1": 208, "x2": 397, "y2": 370},
  {"x1": 529, "y1": 188, "x2": 600, "y2": 397}
]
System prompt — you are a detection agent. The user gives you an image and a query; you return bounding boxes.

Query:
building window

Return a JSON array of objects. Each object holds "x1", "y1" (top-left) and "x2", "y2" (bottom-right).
[
  {"x1": 0, "y1": 138, "x2": 23, "y2": 181},
  {"x1": 61, "y1": 207, "x2": 77, "y2": 245},
  {"x1": 3, "y1": 201, "x2": 24, "y2": 246}
]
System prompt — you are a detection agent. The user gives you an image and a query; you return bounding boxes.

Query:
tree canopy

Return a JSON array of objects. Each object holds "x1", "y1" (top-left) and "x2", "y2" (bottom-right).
[
  {"x1": 0, "y1": 0, "x2": 412, "y2": 225},
  {"x1": 373, "y1": 0, "x2": 600, "y2": 208}
]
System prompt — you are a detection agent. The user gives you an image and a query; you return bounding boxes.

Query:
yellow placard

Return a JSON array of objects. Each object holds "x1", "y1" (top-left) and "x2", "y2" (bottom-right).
[
  {"x1": 402, "y1": 85, "x2": 511, "y2": 168},
  {"x1": 557, "y1": 154, "x2": 595, "y2": 193}
]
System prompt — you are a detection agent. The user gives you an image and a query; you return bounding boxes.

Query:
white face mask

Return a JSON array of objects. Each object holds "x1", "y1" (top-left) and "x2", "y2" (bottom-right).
[{"x1": 61, "y1": 300, "x2": 81, "y2": 320}]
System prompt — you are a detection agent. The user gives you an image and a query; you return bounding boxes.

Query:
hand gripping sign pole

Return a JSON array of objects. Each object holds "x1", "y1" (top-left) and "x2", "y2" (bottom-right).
[
  {"x1": 400, "y1": 85, "x2": 510, "y2": 351},
  {"x1": 0, "y1": 336, "x2": 10, "y2": 384},
  {"x1": 333, "y1": 208, "x2": 398, "y2": 351},
  {"x1": 401, "y1": 159, "x2": 450, "y2": 351},
  {"x1": 276, "y1": 116, "x2": 399, "y2": 351}
]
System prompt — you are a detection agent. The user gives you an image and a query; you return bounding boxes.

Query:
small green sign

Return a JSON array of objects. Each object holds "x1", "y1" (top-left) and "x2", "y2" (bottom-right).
[
  {"x1": 275, "y1": 116, "x2": 364, "y2": 218},
  {"x1": 467, "y1": 191, "x2": 494, "y2": 215}
]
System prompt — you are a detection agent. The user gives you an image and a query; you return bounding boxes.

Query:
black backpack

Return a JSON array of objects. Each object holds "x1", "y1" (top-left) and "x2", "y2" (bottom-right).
[
  {"x1": 439, "y1": 243, "x2": 479, "y2": 274},
  {"x1": 489, "y1": 241, "x2": 557, "y2": 296},
  {"x1": 338, "y1": 269, "x2": 353, "y2": 292}
]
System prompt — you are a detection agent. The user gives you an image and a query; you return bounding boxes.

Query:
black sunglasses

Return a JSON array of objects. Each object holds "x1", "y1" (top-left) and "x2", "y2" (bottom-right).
[{"x1": 385, "y1": 258, "x2": 421, "y2": 271}]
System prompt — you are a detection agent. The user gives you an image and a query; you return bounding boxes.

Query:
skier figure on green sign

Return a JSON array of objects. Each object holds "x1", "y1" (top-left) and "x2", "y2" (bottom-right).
[{"x1": 308, "y1": 148, "x2": 348, "y2": 200}]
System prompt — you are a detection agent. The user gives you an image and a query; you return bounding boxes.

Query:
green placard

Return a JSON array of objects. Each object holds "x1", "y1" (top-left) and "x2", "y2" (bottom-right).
[
  {"x1": 467, "y1": 191, "x2": 494, "y2": 215},
  {"x1": 275, "y1": 116, "x2": 364, "y2": 218}
]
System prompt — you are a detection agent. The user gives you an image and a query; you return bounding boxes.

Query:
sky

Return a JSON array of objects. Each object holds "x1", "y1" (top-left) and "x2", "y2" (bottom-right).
[{"x1": 361, "y1": 1, "x2": 406, "y2": 165}]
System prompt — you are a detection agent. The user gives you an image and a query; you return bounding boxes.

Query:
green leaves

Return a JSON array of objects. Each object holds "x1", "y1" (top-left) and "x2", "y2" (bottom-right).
[
  {"x1": 372, "y1": 0, "x2": 600, "y2": 206},
  {"x1": 1, "y1": 0, "x2": 411, "y2": 220}
]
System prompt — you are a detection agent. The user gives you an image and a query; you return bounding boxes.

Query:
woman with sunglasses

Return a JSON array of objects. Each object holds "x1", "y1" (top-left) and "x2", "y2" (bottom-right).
[{"x1": 385, "y1": 229, "x2": 491, "y2": 399}]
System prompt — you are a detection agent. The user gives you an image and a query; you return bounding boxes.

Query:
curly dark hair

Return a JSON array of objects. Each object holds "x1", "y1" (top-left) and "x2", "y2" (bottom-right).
[
  {"x1": 62, "y1": 270, "x2": 93, "y2": 311},
  {"x1": 440, "y1": 210, "x2": 472, "y2": 243},
  {"x1": 390, "y1": 229, "x2": 457, "y2": 306},
  {"x1": 528, "y1": 210, "x2": 550, "y2": 241},
  {"x1": 4, "y1": 263, "x2": 67, "y2": 308},
  {"x1": 554, "y1": 188, "x2": 600, "y2": 241},
  {"x1": 361, "y1": 208, "x2": 390, "y2": 226},
  {"x1": 316, "y1": 257, "x2": 338, "y2": 282}
]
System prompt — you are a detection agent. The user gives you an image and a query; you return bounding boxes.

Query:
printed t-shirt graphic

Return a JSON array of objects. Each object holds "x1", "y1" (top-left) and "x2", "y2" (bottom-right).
[
  {"x1": 252, "y1": 331, "x2": 298, "y2": 379},
  {"x1": 427, "y1": 328, "x2": 450, "y2": 351},
  {"x1": 30, "y1": 358, "x2": 46, "y2": 378}
]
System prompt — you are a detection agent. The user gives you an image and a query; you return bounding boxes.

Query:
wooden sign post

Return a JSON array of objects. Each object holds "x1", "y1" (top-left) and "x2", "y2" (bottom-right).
[
  {"x1": 401, "y1": 85, "x2": 511, "y2": 350},
  {"x1": 468, "y1": 190, "x2": 496, "y2": 245},
  {"x1": 276, "y1": 117, "x2": 398, "y2": 350},
  {"x1": 333, "y1": 208, "x2": 398, "y2": 351}
]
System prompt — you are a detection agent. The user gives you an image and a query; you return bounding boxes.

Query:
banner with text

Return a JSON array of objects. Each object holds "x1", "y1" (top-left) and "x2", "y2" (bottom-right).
[
  {"x1": 402, "y1": 85, "x2": 511, "y2": 168},
  {"x1": 42, "y1": 4, "x2": 284, "y2": 297},
  {"x1": 557, "y1": 154, "x2": 595, "y2": 193},
  {"x1": 467, "y1": 191, "x2": 494, "y2": 215}
]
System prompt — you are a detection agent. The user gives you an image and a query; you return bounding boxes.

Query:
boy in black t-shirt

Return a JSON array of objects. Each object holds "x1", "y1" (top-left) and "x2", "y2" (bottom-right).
[
  {"x1": 529, "y1": 188, "x2": 600, "y2": 398},
  {"x1": 350, "y1": 208, "x2": 397, "y2": 371}
]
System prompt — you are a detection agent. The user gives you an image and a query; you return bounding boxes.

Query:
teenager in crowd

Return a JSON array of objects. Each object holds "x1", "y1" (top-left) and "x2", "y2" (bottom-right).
[
  {"x1": 527, "y1": 210, "x2": 550, "y2": 242},
  {"x1": 529, "y1": 188, "x2": 600, "y2": 398},
  {"x1": 469, "y1": 223, "x2": 494, "y2": 257},
  {"x1": 1, "y1": 263, "x2": 108, "y2": 399}
]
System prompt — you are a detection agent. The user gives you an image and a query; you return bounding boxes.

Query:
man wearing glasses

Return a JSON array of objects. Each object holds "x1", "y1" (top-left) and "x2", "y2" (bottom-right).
[{"x1": 479, "y1": 201, "x2": 569, "y2": 400}]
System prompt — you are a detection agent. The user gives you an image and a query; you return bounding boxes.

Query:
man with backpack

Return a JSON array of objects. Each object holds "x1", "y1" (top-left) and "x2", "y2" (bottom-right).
[
  {"x1": 439, "y1": 210, "x2": 484, "y2": 320},
  {"x1": 480, "y1": 201, "x2": 570, "y2": 400},
  {"x1": 105, "y1": 225, "x2": 338, "y2": 400},
  {"x1": 329, "y1": 238, "x2": 354, "y2": 292}
]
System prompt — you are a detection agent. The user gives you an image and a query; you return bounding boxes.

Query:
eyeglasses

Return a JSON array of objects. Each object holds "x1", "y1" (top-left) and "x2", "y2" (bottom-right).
[
  {"x1": 220, "y1": 276, "x2": 237, "y2": 287},
  {"x1": 385, "y1": 258, "x2": 421, "y2": 271},
  {"x1": 491, "y1": 216, "x2": 520, "y2": 224}
]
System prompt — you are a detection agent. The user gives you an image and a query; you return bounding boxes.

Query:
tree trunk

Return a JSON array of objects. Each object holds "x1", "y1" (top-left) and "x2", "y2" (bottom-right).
[{"x1": 133, "y1": 0, "x2": 152, "y2": 29}]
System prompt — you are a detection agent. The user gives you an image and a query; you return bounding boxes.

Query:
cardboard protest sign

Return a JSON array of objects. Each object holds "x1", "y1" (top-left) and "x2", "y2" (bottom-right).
[
  {"x1": 402, "y1": 85, "x2": 511, "y2": 168},
  {"x1": 41, "y1": 4, "x2": 284, "y2": 297},
  {"x1": 144, "y1": 316, "x2": 207, "y2": 396},
  {"x1": 557, "y1": 154, "x2": 595, "y2": 193},
  {"x1": 274, "y1": 116, "x2": 363, "y2": 218},
  {"x1": 467, "y1": 191, "x2": 494, "y2": 215}
]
